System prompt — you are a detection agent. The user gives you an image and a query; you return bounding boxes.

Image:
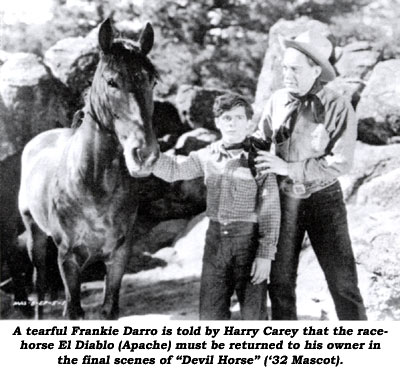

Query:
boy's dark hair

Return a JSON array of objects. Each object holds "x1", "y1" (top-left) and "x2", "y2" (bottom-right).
[{"x1": 213, "y1": 93, "x2": 254, "y2": 120}]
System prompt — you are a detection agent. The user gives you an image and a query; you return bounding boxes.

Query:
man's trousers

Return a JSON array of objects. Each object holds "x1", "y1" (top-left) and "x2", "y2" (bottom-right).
[{"x1": 269, "y1": 181, "x2": 367, "y2": 320}]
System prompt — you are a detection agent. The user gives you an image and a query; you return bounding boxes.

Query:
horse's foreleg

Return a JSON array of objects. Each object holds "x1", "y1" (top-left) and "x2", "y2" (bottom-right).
[
  {"x1": 101, "y1": 246, "x2": 129, "y2": 320},
  {"x1": 22, "y1": 211, "x2": 48, "y2": 319},
  {"x1": 58, "y1": 252, "x2": 84, "y2": 320}
]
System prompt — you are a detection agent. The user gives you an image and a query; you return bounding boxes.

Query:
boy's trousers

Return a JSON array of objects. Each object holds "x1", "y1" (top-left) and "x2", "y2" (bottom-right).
[{"x1": 199, "y1": 220, "x2": 268, "y2": 320}]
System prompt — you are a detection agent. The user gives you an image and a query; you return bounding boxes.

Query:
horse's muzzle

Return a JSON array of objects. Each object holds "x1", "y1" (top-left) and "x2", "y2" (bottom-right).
[{"x1": 126, "y1": 145, "x2": 160, "y2": 177}]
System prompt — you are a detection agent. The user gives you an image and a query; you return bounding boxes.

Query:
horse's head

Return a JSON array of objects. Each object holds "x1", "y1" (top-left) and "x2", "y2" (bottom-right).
[{"x1": 90, "y1": 19, "x2": 160, "y2": 177}]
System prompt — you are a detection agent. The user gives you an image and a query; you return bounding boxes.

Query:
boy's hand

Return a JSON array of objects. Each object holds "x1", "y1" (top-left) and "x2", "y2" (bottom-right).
[{"x1": 250, "y1": 257, "x2": 271, "y2": 285}]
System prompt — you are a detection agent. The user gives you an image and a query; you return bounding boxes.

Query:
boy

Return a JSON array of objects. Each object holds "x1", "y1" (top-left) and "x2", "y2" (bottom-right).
[{"x1": 152, "y1": 93, "x2": 280, "y2": 320}]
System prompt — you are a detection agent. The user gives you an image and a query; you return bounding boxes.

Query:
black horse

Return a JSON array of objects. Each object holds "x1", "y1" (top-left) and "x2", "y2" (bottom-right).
[{"x1": 18, "y1": 19, "x2": 160, "y2": 319}]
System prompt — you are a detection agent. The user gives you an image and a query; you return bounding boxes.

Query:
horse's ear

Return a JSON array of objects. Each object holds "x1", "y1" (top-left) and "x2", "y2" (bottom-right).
[
  {"x1": 99, "y1": 18, "x2": 114, "y2": 54},
  {"x1": 139, "y1": 23, "x2": 154, "y2": 55}
]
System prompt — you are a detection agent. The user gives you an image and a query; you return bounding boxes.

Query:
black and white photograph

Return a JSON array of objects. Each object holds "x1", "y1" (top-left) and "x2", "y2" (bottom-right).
[{"x1": 0, "y1": 0, "x2": 399, "y2": 326}]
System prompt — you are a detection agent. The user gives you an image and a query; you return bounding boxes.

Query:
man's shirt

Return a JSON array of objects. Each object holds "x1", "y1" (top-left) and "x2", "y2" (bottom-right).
[
  {"x1": 258, "y1": 86, "x2": 357, "y2": 190},
  {"x1": 152, "y1": 145, "x2": 280, "y2": 260}
]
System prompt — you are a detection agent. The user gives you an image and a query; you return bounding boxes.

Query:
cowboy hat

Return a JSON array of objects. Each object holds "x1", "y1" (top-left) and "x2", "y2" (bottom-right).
[{"x1": 280, "y1": 30, "x2": 336, "y2": 82}]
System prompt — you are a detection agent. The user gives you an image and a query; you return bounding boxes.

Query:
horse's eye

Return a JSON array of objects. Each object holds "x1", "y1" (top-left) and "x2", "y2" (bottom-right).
[{"x1": 107, "y1": 79, "x2": 119, "y2": 89}]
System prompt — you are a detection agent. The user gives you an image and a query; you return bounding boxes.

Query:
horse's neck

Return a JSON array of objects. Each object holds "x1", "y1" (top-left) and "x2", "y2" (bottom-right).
[{"x1": 68, "y1": 115, "x2": 125, "y2": 191}]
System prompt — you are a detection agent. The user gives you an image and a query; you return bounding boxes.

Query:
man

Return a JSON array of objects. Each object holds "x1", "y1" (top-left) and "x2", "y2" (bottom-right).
[
  {"x1": 255, "y1": 31, "x2": 367, "y2": 320},
  {"x1": 152, "y1": 93, "x2": 280, "y2": 320}
]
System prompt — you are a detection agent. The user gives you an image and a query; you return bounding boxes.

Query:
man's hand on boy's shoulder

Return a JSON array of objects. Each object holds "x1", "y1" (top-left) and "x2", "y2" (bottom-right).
[
  {"x1": 255, "y1": 151, "x2": 289, "y2": 176},
  {"x1": 250, "y1": 257, "x2": 271, "y2": 285}
]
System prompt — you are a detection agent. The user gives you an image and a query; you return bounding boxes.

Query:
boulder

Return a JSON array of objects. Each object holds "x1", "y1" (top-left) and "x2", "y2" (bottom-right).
[
  {"x1": 153, "y1": 100, "x2": 187, "y2": 138},
  {"x1": 151, "y1": 247, "x2": 177, "y2": 263},
  {"x1": 174, "y1": 128, "x2": 220, "y2": 155},
  {"x1": 254, "y1": 17, "x2": 332, "y2": 120},
  {"x1": 142, "y1": 179, "x2": 207, "y2": 221},
  {"x1": 0, "y1": 97, "x2": 16, "y2": 161},
  {"x1": 325, "y1": 77, "x2": 365, "y2": 108},
  {"x1": 0, "y1": 53, "x2": 72, "y2": 161},
  {"x1": 153, "y1": 101, "x2": 187, "y2": 152},
  {"x1": 356, "y1": 168, "x2": 400, "y2": 208},
  {"x1": 135, "y1": 175, "x2": 172, "y2": 204},
  {"x1": 172, "y1": 213, "x2": 209, "y2": 277},
  {"x1": 158, "y1": 134, "x2": 181, "y2": 152},
  {"x1": 44, "y1": 35, "x2": 98, "y2": 102},
  {"x1": 130, "y1": 219, "x2": 190, "y2": 256},
  {"x1": 130, "y1": 213, "x2": 209, "y2": 281},
  {"x1": 340, "y1": 141, "x2": 400, "y2": 202},
  {"x1": 349, "y1": 204, "x2": 400, "y2": 320},
  {"x1": 135, "y1": 172, "x2": 207, "y2": 222},
  {"x1": 0, "y1": 50, "x2": 11, "y2": 66},
  {"x1": 176, "y1": 178, "x2": 207, "y2": 212},
  {"x1": 335, "y1": 41, "x2": 381, "y2": 80},
  {"x1": 175, "y1": 85, "x2": 229, "y2": 130},
  {"x1": 343, "y1": 142, "x2": 400, "y2": 319},
  {"x1": 151, "y1": 42, "x2": 194, "y2": 98},
  {"x1": 356, "y1": 60, "x2": 400, "y2": 144}
]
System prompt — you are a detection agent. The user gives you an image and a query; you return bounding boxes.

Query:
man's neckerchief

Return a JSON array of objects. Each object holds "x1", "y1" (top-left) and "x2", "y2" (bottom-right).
[{"x1": 274, "y1": 80, "x2": 325, "y2": 144}]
